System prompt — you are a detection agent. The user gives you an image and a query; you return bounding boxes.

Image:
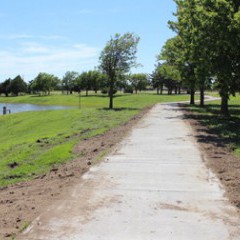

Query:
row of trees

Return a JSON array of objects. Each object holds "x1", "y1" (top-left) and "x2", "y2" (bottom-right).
[
  {"x1": 156, "y1": 0, "x2": 240, "y2": 115},
  {"x1": 151, "y1": 63, "x2": 183, "y2": 95},
  {"x1": 0, "y1": 70, "x2": 149, "y2": 97}
]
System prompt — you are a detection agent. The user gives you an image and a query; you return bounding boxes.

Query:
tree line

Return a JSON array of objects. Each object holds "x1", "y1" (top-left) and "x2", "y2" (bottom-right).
[
  {"x1": 0, "y1": 70, "x2": 150, "y2": 97},
  {"x1": 155, "y1": 0, "x2": 240, "y2": 115}
]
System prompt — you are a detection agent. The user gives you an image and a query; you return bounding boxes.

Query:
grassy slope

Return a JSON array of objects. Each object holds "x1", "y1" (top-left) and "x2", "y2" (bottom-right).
[
  {"x1": 189, "y1": 94, "x2": 240, "y2": 156},
  {"x1": 0, "y1": 93, "x2": 191, "y2": 186}
]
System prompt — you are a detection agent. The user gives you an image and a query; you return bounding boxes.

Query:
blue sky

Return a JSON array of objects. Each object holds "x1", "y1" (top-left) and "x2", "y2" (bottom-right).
[{"x1": 0, "y1": 0, "x2": 176, "y2": 81}]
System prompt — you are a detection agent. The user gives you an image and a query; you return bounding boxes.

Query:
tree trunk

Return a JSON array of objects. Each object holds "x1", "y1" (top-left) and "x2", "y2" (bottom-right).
[
  {"x1": 86, "y1": 89, "x2": 88, "y2": 96},
  {"x1": 190, "y1": 88, "x2": 195, "y2": 105},
  {"x1": 160, "y1": 84, "x2": 163, "y2": 95},
  {"x1": 221, "y1": 94, "x2": 229, "y2": 116},
  {"x1": 178, "y1": 87, "x2": 181, "y2": 95},
  {"x1": 175, "y1": 87, "x2": 178, "y2": 95},
  {"x1": 109, "y1": 81, "x2": 114, "y2": 109},
  {"x1": 200, "y1": 86, "x2": 205, "y2": 107}
]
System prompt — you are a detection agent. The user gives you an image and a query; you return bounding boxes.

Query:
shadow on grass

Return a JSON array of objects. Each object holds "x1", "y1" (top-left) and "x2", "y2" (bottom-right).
[
  {"x1": 99, "y1": 107, "x2": 139, "y2": 112},
  {"x1": 181, "y1": 104, "x2": 240, "y2": 150},
  {"x1": 29, "y1": 94, "x2": 128, "y2": 99},
  {"x1": 30, "y1": 95, "x2": 52, "y2": 98},
  {"x1": 152, "y1": 93, "x2": 188, "y2": 96}
]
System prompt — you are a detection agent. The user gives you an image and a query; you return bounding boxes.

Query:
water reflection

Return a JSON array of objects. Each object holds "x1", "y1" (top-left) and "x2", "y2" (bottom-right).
[{"x1": 0, "y1": 103, "x2": 71, "y2": 115}]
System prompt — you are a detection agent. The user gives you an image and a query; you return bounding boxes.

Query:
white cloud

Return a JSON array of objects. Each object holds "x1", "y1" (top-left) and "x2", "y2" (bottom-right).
[
  {"x1": 0, "y1": 34, "x2": 33, "y2": 40},
  {"x1": 0, "y1": 34, "x2": 65, "y2": 40},
  {"x1": 38, "y1": 35, "x2": 65, "y2": 40},
  {"x1": 0, "y1": 42, "x2": 100, "y2": 81},
  {"x1": 21, "y1": 42, "x2": 50, "y2": 53}
]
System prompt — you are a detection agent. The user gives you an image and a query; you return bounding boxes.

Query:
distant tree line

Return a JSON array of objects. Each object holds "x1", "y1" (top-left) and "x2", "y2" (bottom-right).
[{"x1": 0, "y1": 70, "x2": 151, "y2": 97}]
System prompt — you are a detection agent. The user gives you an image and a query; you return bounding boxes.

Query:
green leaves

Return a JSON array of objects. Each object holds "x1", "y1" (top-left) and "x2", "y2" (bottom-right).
[
  {"x1": 162, "y1": 0, "x2": 240, "y2": 114},
  {"x1": 99, "y1": 32, "x2": 140, "y2": 108}
]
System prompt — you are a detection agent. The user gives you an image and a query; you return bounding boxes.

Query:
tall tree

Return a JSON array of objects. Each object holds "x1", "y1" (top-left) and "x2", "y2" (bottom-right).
[
  {"x1": 99, "y1": 33, "x2": 140, "y2": 109},
  {"x1": 171, "y1": 0, "x2": 240, "y2": 113}
]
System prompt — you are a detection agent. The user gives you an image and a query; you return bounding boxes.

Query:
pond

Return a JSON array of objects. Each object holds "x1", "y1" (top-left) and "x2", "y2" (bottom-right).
[{"x1": 0, "y1": 103, "x2": 72, "y2": 115}]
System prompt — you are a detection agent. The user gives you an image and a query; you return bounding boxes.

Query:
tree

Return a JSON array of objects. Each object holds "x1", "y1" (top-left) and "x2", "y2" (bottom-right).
[
  {"x1": 130, "y1": 73, "x2": 148, "y2": 94},
  {"x1": 31, "y1": 73, "x2": 59, "y2": 95},
  {"x1": 196, "y1": 0, "x2": 240, "y2": 114},
  {"x1": 99, "y1": 32, "x2": 140, "y2": 109},
  {"x1": 73, "y1": 76, "x2": 82, "y2": 94},
  {"x1": 62, "y1": 71, "x2": 79, "y2": 95},
  {"x1": 151, "y1": 64, "x2": 166, "y2": 95},
  {"x1": 78, "y1": 71, "x2": 91, "y2": 96},
  {"x1": 170, "y1": 0, "x2": 240, "y2": 114},
  {"x1": 9, "y1": 75, "x2": 27, "y2": 96},
  {"x1": 89, "y1": 70, "x2": 101, "y2": 94},
  {"x1": 160, "y1": 34, "x2": 197, "y2": 104},
  {"x1": 0, "y1": 78, "x2": 11, "y2": 97}
]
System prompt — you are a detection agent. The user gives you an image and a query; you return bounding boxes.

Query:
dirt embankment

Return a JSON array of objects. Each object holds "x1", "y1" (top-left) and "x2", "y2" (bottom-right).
[
  {"x1": 182, "y1": 105, "x2": 240, "y2": 212},
  {"x1": 0, "y1": 107, "x2": 152, "y2": 239}
]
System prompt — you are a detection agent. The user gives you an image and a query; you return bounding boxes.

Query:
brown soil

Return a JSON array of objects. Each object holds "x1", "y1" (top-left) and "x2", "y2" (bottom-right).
[
  {"x1": 0, "y1": 107, "x2": 152, "y2": 239},
  {"x1": 182, "y1": 105, "x2": 240, "y2": 214}
]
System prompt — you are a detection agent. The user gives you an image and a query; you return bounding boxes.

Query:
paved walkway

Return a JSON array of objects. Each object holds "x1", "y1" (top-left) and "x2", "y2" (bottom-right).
[{"x1": 21, "y1": 104, "x2": 240, "y2": 240}]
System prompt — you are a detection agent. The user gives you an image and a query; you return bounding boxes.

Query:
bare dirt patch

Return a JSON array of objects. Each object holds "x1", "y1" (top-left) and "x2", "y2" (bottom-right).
[
  {"x1": 182, "y1": 105, "x2": 240, "y2": 214},
  {"x1": 0, "y1": 107, "x2": 152, "y2": 239}
]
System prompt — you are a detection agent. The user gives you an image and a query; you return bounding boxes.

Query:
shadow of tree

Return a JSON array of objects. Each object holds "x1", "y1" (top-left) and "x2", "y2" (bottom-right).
[
  {"x1": 99, "y1": 107, "x2": 139, "y2": 112},
  {"x1": 78, "y1": 94, "x2": 127, "y2": 99},
  {"x1": 181, "y1": 104, "x2": 240, "y2": 151}
]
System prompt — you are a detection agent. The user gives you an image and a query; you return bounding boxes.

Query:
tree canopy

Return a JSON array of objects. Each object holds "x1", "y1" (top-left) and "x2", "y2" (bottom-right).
[
  {"x1": 160, "y1": 0, "x2": 240, "y2": 113},
  {"x1": 99, "y1": 32, "x2": 140, "y2": 109}
]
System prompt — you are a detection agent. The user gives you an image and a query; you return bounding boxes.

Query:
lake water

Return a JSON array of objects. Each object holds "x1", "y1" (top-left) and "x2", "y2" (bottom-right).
[{"x1": 0, "y1": 103, "x2": 71, "y2": 115}]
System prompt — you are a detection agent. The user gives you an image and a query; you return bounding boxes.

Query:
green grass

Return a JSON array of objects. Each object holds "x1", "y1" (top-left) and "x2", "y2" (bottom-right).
[
  {"x1": 0, "y1": 91, "x2": 192, "y2": 108},
  {"x1": 187, "y1": 94, "x2": 240, "y2": 156},
  {"x1": 204, "y1": 91, "x2": 220, "y2": 98},
  {"x1": 0, "y1": 92, "x2": 191, "y2": 187}
]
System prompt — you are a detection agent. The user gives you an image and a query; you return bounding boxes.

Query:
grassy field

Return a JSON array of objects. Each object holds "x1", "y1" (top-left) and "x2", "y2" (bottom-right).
[
  {"x1": 0, "y1": 93, "x2": 191, "y2": 187},
  {"x1": 0, "y1": 91, "x2": 191, "y2": 107},
  {"x1": 188, "y1": 94, "x2": 240, "y2": 156}
]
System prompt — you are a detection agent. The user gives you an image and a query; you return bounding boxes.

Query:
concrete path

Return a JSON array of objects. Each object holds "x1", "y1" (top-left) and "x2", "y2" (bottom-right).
[{"x1": 21, "y1": 104, "x2": 240, "y2": 240}]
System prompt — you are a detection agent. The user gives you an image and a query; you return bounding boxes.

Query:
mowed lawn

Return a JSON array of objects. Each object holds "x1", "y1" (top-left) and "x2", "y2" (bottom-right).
[
  {"x1": 189, "y1": 94, "x2": 240, "y2": 156},
  {"x1": 0, "y1": 93, "x2": 190, "y2": 186},
  {"x1": 0, "y1": 92, "x2": 190, "y2": 108}
]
